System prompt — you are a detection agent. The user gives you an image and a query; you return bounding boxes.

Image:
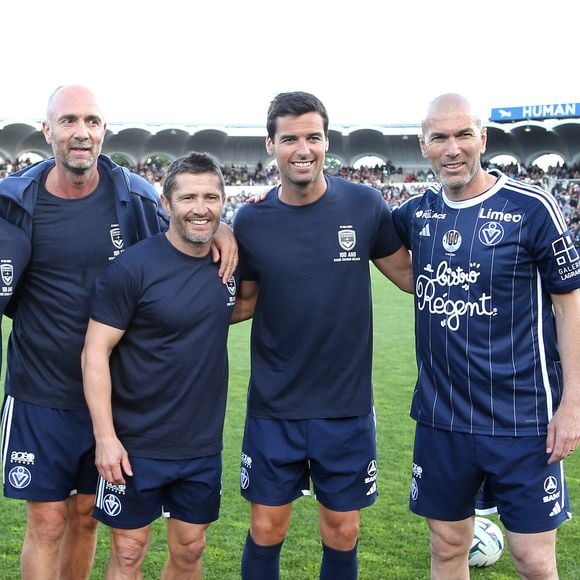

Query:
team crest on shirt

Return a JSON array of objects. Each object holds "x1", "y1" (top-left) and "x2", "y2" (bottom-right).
[
  {"x1": 108, "y1": 224, "x2": 125, "y2": 261},
  {"x1": 478, "y1": 221, "x2": 505, "y2": 246},
  {"x1": 338, "y1": 228, "x2": 356, "y2": 251},
  {"x1": 333, "y1": 226, "x2": 361, "y2": 263},
  {"x1": 226, "y1": 277, "x2": 237, "y2": 307},
  {"x1": 1, "y1": 262, "x2": 13, "y2": 286}
]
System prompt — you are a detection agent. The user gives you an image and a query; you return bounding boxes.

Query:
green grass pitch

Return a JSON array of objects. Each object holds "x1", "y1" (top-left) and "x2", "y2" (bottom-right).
[{"x1": 1, "y1": 269, "x2": 578, "y2": 578}]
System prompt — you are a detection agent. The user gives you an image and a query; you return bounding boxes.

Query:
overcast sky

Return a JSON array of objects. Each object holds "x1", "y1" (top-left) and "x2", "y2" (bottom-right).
[{"x1": 2, "y1": 0, "x2": 576, "y2": 127}]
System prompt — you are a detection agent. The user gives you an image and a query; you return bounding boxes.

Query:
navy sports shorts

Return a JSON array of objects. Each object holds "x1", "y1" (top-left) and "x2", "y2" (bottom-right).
[
  {"x1": 94, "y1": 453, "x2": 222, "y2": 529},
  {"x1": 240, "y1": 413, "x2": 377, "y2": 511},
  {"x1": 409, "y1": 423, "x2": 571, "y2": 533},
  {"x1": 1, "y1": 395, "x2": 97, "y2": 501}
]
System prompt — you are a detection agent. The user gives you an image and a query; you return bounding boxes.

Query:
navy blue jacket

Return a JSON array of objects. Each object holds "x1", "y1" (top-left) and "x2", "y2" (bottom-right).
[{"x1": 0, "y1": 154, "x2": 167, "y2": 245}]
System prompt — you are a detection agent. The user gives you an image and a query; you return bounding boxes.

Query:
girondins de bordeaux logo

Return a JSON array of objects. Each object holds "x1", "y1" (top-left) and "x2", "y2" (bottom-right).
[
  {"x1": 110, "y1": 226, "x2": 124, "y2": 250},
  {"x1": 1, "y1": 263, "x2": 13, "y2": 285},
  {"x1": 338, "y1": 228, "x2": 356, "y2": 251}
]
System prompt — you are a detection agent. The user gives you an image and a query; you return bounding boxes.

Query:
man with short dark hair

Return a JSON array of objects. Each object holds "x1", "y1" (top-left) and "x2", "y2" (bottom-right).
[
  {"x1": 234, "y1": 91, "x2": 412, "y2": 579},
  {"x1": 82, "y1": 152, "x2": 237, "y2": 579}
]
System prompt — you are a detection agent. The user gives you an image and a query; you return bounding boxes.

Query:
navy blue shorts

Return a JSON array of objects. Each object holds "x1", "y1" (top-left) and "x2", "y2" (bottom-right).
[
  {"x1": 409, "y1": 424, "x2": 571, "y2": 533},
  {"x1": 240, "y1": 413, "x2": 377, "y2": 511},
  {"x1": 1, "y1": 396, "x2": 97, "y2": 500},
  {"x1": 94, "y1": 453, "x2": 222, "y2": 529}
]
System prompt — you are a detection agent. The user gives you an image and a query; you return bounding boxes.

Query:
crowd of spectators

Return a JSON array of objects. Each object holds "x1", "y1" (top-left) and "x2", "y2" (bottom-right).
[{"x1": 1, "y1": 156, "x2": 578, "y2": 245}]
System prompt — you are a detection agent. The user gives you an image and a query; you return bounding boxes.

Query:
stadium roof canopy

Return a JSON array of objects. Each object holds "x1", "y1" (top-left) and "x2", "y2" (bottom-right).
[{"x1": 1, "y1": 117, "x2": 579, "y2": 171}]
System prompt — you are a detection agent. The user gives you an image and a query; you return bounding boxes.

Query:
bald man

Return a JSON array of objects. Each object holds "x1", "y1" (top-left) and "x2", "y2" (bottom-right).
[
  {"x1": 393, "y1": 93, "x2": 580, "y2": 579},
  {"x1": 0, "y1": 85, "x2": 236, "y2": 579}
]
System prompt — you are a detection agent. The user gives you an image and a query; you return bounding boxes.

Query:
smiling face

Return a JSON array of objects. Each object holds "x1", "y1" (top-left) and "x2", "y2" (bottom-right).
[
  {"x1": 419, "y1": 94, "x2": 489, "y2": 200},
  {"x1": 42, "y1": 85, "x2": 106, "y2": 175},
  {"x1": 161, "y1": 171, "x2": 224, "y2": 256},
  {"x1": 266, "y1": 111, "x2": 328, "y2": 201}
]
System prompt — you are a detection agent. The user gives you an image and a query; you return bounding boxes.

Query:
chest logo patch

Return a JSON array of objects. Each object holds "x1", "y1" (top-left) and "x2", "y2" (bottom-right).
[
  {"x1": 1, "y1": 262, "x2": 14, "y2": 285},
  {"x1": 338, "y1": 228, "x2": 356, "y2": 251},
  {"x1": 478, "y1": 221, "x2": 505, "y2": 246},
  {"x1": 442, "y1": 230, "x2": 462, "y2": 253}
]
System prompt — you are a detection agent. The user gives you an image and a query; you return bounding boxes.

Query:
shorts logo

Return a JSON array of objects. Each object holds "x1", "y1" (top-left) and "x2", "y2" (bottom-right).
[
  {"x1": 544, "y1": 476, "x2": 558, "y2": 494},
  {"x1": 478, "y1": 221, "x2": 505, "y2": 246},
  {"x1": 338, "y1": 228, "x2": 356, "y2": 251},
  {"x1": 227, "y1": 277, "x2": 237, "y2": 296},
  {"x1": 410, "y1": 477, "x2": 419, "y2": 501},
  {"x1": 241, "y1": 452, "x2": 252, "y2": 469},
  {"x1": 411, "y1": 463, "x2": 423, "y2": 478},
  {"x1": 103, "y1": 494, "x2": 122, "y2": 517},
  {"x1": 365, "y1": 460, "x2": 377, "y2": 496},
  {"x1": 8, "y1": 466, "x2": 32, "y2": 489},
  {"x1": 240, "y1": 467, "x2": 250, "y2": 490},
  {"x1": 1, "y1": 262, "x2": 13, "y2": 285},
  {"x1": 10, "y1": 451, "x2": 35, "y2": 465}
]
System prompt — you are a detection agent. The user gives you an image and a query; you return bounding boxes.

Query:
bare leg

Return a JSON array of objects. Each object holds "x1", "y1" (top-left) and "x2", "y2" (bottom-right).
[
  {"x1": 21, "y1": 500, "x2": 67, "y2": 580},
  {"x1": 106, "y1": 525, "x2": 151, "y2": 580},
  {"x1": 250, "y1": 503, "x2": 293, "y2": 545},
  {"x1": 427, "y1": 517, "x2": 473, "y2": 580},
  {"x1": 58, "y1": 493, "x2": 99, "y2": 580},
  {"x1": 506, "y1": 528, "x2": 558, "y2": 580},
  {"x1": 318, "y1": 505, "x2": 360, "y2": 550},
  {"x1": 163, "y1": 519, "x2": 210, "y2": 580}
]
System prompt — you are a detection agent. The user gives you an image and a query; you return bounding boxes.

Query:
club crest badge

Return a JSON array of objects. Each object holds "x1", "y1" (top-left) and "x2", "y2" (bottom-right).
[
  {"x1": 1, "y1": 262, "x2": 13, "y2": 285},
  {"x1": 338, "y1": 228, "x2": 356, "y2": 251},
  {"x1": 109, "y1": 226, "x2": 124, "y2": 250}
]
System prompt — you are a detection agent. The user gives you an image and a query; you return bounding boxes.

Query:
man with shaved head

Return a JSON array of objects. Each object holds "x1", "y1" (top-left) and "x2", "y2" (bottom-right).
[
  {"x1": 393, "y1": 93, "x2": 580, "y2": 579},
  {"x1": 0, "y1": 85, "x2": 236, "y2": 579}
]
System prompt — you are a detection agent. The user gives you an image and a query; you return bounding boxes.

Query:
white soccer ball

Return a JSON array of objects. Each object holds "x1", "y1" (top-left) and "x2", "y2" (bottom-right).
[{"x1": 469, "y1": 516, "x2": 505, "y2": 567}]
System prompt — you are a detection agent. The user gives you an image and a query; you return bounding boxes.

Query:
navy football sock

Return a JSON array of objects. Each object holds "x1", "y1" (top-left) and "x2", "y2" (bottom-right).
[
  {"x1": 320, "y1": 541, "x2": 358, "y2": 580},
  {"x1": 241, "y1": 531, "x2": 283, "y2": 580}
]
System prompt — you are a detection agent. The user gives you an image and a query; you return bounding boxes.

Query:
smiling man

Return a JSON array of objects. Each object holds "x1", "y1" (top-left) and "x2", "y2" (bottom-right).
[
  {"x1": 233, "y1": 91, "x2": 413, "y2": 579},
  {"x1": 393, "y1": 93, "x2": 580, "y2": 580},
  {"x1": 82, "y1": 152, "x2": 237, "y2": 579},
  {"x1": 0, "y1": 86, "x2": 237, "y2": 580}
]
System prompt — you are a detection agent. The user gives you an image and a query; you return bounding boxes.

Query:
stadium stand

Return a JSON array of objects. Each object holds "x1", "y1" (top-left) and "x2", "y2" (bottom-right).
[{"x1": 1, "y1": 157, "x2": 578, "y2": 244}]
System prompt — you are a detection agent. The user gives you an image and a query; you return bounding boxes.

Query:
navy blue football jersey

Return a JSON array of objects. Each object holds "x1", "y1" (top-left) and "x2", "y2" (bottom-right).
[{"x1": 393, "y1": 170, "x2": 580, "y2": 436}]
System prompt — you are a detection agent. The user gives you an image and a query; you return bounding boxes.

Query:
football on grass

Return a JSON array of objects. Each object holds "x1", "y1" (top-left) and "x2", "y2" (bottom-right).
[{"x1": 469, "y1": 516, "x2": 504, "y2": 567}]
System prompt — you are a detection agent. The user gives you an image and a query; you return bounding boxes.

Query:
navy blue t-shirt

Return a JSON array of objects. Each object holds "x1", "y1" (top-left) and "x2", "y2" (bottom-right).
[
  {"x1": 393, "y1": 171, "x2": 580, "y2": 436},
  {"x1": 0, "y1": 218, "x2": 31, "y2": 370},
  {"x1": 233, "y1": 175, "x2": 402, "y2": 420},
  {"x1": 6, "y1": 170, "x2": 121, "y2": 409},
  {"x1": 90, "y1": 233, "x2": 237, "y2": 459}
]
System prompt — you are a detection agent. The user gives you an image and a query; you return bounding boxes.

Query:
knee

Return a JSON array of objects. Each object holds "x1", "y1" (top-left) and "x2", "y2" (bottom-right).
[
  {"x1": 320, "y1": 517, "x2": 360, "y2": 550},
  {"x1": 170, "y1": 534, "x2": 207, "y2": 570},
  {"x1": 111, "y1": 535, "x2": 149, "y2": 572},
  {"x1": 251, "y1": 513, "x2": 290, "y2": 545},
  {"x1": 251, "y1": 521, "x2": 286, "y2": 545},
  {"x1": 429, "y1": 529, "x2": 469, "y2": 563},
  {"x1": 511, "y1": 546, "x2": 557, "y2": 578}
]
